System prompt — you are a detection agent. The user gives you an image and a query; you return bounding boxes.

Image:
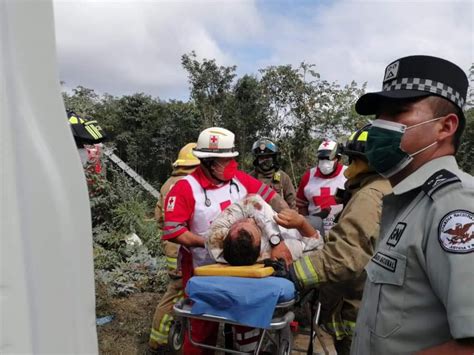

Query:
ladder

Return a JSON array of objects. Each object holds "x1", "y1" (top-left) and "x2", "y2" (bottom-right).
[{"x1": 103, "y1": 148, "x2": 160, "y2": 199}]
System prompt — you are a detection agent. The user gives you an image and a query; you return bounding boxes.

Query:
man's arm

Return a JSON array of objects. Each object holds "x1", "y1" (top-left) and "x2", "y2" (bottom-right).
[
  {"x1": 290, "y1": 189, "x2": 384, "y2": 289},
  {"x1": 274, "y1": 208, "x2": 319, "y2": 238},
  {"x1": 170, "y1": 230, "x2": 205, "y2": 248}
]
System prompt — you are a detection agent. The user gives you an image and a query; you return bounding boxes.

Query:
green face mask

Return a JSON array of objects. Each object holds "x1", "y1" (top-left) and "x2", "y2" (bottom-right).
[{"x1": 366, "y1": 118, "x2": 441, "y2": 178}]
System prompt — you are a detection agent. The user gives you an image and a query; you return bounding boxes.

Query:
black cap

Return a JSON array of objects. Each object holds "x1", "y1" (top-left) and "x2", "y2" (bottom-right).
[{"x1": 356, "y1": 55, "x2": 468, "y2": 115}]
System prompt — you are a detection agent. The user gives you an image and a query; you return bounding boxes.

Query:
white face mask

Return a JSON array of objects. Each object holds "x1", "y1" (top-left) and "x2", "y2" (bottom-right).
[{"x1": 318, "y1": 159, "x2": 336, "y2": 175}]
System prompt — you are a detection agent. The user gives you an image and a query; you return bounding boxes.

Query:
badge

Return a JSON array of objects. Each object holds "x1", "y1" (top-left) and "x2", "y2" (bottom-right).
[
  {"x1": 387, "y1": 222, "x2": 406, "y2": 247},
  {"x1": 383, "y1": 61, "x2": 399, "y2": 82},
  {"x1": 438, "y1": 210, "x2": 474, "y2": 253},
  {"x1": 166, "y1": 196, "x2": 176, "y2": 212}
]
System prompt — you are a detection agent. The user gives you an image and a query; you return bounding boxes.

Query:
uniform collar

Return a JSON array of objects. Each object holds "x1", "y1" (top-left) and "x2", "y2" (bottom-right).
[{"x1": 392, "y1": 155, "x2": 459, "y2": 195}]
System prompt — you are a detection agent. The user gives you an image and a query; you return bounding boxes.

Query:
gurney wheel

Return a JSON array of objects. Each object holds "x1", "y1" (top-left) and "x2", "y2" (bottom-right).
[{"x1": 168, "y1": 320, "x2": 184, "y2": 351}]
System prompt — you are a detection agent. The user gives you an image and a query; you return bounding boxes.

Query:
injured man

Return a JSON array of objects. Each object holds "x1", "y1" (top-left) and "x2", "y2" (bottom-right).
[{"x1": 206, "y1": 194, "x2": 324, "y2": 266}]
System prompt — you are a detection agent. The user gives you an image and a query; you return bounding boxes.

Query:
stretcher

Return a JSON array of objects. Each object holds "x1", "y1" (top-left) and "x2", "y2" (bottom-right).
[{"x1": 170, "y1": 264, "x2": 327, "y2": 354}]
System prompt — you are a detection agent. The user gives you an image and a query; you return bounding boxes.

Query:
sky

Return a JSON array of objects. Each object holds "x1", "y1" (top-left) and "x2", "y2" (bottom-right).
[{"x1": 53, "y1": 0, "x2": 474, "y2": 101}]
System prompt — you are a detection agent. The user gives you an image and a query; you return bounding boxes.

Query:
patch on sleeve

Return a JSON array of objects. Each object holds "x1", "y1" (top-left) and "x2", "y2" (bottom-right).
[
  {"x1": 438, "y1": 210, "x2": 474, "y2": 253},
  {"x1": 166, "y1": 196, "x2": 176, "y2": 212},
  {"x1": 423, "y1": 169, "x2": 461, "y2": 198}
]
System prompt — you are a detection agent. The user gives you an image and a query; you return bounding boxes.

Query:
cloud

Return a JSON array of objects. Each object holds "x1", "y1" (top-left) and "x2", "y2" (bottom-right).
[
  {"x1": 54, "y1": 0, "x2": 473, "y2": 99},
  {"x1": 256, "y1": 0, "x2": 473, "y2": 91},
  {"x1": 53, "y1": 0, "x2": 263, "y2": 99}
]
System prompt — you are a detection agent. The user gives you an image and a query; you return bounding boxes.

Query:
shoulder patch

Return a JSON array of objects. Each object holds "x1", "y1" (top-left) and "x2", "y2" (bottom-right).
[
  {"x1": 166, "y1": 196, "x2": 176, "y2": 212},
  {"x1": 438, "y1": 210, "x2": 474, "y2": 254},
  {"x1": 423, "y1": 169, "x2": 461, "y2": 198}
]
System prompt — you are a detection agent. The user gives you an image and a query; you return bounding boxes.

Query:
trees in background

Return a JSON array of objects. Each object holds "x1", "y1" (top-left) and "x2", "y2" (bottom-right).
[
  {"x1": 64, "y1": 55, "x2": 473, "y2": 301},
  {"x1": 64, "y1": 52, "x2": 372, "y2": 186}
]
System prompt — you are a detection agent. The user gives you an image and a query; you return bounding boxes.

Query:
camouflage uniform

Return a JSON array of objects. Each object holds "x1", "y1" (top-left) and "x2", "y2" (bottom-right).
[
  {"x1": 149, "y1": 172, "x2": 188, "y2": 351},
  {"x1": 291, "y1": 172, "x2": 392, "y2": 354},
  {"x1": 250, "y1": 169, "x2": 296, "y2": 210}
]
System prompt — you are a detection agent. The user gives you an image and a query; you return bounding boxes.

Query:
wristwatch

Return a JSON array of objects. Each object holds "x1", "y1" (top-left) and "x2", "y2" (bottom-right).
[{"x1": 269, "y1": 234, "x2": 282, "y2": 247}]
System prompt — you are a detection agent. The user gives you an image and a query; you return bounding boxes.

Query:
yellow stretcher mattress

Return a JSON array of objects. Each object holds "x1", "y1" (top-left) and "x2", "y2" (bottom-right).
[{"x1": 194, "y1": 263, "x2": 274, "y2": 278}]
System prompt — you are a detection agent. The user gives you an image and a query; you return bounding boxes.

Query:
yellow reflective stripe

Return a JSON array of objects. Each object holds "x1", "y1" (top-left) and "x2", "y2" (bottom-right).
[
  {"x1": 303, "y1": 256, "x2": 319, "y2": 283},
  {"x1": 348, "y1": 132, "x2": 356, "y2": 140},
  {"x1": 85, "y1": 125, "x2": 99, "y2": 139},
  {"x1": 294, "y1": 256, "x2": 319, "y2": 287},
  {"x1": 325, "y1": 319, "x2": 356, "y2": 340},
  {"x1": 358, "y1": 131, "x2": 368, "y2": 141},
  {"x1": 293, "y1": 259, "x2": 306, "y2": 282},
  {"x1": 85, "y1": 123, "x2": 103, "y2": 139},
  {"x1": 166, "y1": 256, "x2": 177, "y2": 269},
  {"x1": 150, "y1": 328, "x2": 168, "y2": 342}
]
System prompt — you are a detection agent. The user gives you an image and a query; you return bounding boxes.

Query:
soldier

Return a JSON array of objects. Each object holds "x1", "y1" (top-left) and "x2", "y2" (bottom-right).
[
  {"x1": 250, "y1": 138, "x2": 297, "y2": 209},
  {"x1": 296, "y1": 139, "x2": 347, "y2": 234},
  {"x1": 277, "y1": 126, "x2": 392, "y2": 354},
  {"x1": 350, "y1": 55, "x2": 474, "y2": 354},
  {"x1": 148, "y1": 143, "x2": 200, "y2": 354}
]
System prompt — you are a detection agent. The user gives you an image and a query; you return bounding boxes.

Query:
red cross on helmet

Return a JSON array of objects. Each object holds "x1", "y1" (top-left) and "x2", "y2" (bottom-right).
[
  {"x1": 317, "y1": 139, "x2": 339, "y2": 159},
  {"x1": 193, "y1": 127, "x2": 239, "y2": 158}
]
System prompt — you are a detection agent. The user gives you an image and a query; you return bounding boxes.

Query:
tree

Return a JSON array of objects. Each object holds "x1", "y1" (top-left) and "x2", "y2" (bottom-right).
[
  {"x1": 457, "y1": 108, "x2": 474, "y2": 174},
  {"x1": 259, "y1": 63, "x2": 366, "y2": 180},
  {"x1": 181, "y1": 51, "x2": 236, "y2": 127},
  {"x1": 62, "y1": 85, "x2": 100, "y2": 116}
]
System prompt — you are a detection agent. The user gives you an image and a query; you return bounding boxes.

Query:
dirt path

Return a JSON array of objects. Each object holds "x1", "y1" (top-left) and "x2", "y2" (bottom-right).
[{"x1": 97, "y1": 292, "x2": 160, "y2": 354}]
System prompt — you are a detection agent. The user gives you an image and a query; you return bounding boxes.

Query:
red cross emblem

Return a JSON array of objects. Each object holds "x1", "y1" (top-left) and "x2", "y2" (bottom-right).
[
  {"x1": 313, "y1": 187, "x2": 337, "y2": 210},
  {"x1": 209, "y1": 135, "x2": 219, "y2": 149},
  {"x1": 322, "y1": 141, "x2": 330, "y2": 147}
]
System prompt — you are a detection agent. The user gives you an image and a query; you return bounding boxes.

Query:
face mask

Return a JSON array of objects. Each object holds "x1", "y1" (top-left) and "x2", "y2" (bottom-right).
[
  {"x1": 366, "y1": 117, "x2": 441, "y2": 178},
  {"x1": 257, "y1": 157, "x2": 274, "y2": 171},
  {"x1": 214, "y1": 159, "x2": 239, "y2": 181},
  {"x1": 318, "y1": 159, "x2": 336, "y2": 175}
]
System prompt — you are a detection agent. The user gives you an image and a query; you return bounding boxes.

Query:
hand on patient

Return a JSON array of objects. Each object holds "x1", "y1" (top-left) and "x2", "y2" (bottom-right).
[
  {"x1": 275, "y1": 209, "x2": 321, "y2": 241},
  {"x1": 274, "y1": 209, "x2": 305, "y2": 229}
]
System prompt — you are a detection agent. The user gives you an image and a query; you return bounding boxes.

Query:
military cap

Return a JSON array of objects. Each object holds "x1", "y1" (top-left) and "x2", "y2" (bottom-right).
[{"x1": 356, "y1": 55, "x2": 468, "y2": 115}]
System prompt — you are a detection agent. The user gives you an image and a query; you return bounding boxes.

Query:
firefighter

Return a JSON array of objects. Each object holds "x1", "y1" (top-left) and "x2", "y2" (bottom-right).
[
  {"x1": 296, "y1": 139, "x2": 347, "y2": 234},
  {"x1": 148, "y1": 143, "x2": 200, "y2": 354},
  {"x1": 279, "y1": 126, "x2": 392, "y2": 354},
  {"x1": 250, "y1": 138, "x2": 297, "y2": 209},
  {"x1": 162, "y1": 127, "x2": 289, "y2": 354}
]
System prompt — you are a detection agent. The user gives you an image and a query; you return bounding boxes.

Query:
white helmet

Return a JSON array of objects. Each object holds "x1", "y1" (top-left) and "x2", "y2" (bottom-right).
[
  {"x1": 193, "y1": 127, "x2": 239, "y2": 159},
  {"x1": 317, "y1": 139, "x2": 339, "y2": 159}
]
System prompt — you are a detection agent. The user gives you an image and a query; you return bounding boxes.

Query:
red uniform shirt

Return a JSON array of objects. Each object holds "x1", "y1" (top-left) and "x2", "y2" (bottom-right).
[{"x1": 162, "y1": 166, "x2": 276, "y2": 240}]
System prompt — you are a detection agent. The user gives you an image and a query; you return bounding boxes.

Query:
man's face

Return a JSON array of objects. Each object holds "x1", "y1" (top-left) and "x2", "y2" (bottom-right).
[
  {"x1": 229, "y1": 218, "x2": 262, "y2": 246},
  {"x1": 211, "y1": 157, "x2": 234, "y2": 179},
  {"x1": 376, "y1": 98, "x2": 440, "y2": 158}
]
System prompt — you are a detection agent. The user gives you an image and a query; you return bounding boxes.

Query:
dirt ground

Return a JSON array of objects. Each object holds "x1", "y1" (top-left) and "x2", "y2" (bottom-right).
[
  {"x1": 97, "y1": 292, "x2": 336, "y2": 355},
  {"x1": 97, "y1": 292, "x2": 160, "y2": 355}
]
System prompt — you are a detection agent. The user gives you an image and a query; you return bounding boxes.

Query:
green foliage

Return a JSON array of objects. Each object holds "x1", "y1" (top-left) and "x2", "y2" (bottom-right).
[
  {"x1": 457, "y1": 108, "x2": 474, "y2": 174},
  {"x1": 83, "y1": 159, "x2": 167, "y2": 298},
  {"x1": 64, "y1": 54, "x2": 473, "y2": 302}
]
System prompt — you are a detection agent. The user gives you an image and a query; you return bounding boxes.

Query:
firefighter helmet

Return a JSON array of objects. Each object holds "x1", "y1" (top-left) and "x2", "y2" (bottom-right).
[
  {"x1": 251, "y1": 138, "x2": 279, "y2": 156},
  {"x1": 173, "y1": 143, "x2": 200, "y2": 167},
  {"x1": 193, "y1": 127, "x2": 239, "y2": 159},
  {"x1": 343, "y1": 124, "x2": 371, "y2": 160}
]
